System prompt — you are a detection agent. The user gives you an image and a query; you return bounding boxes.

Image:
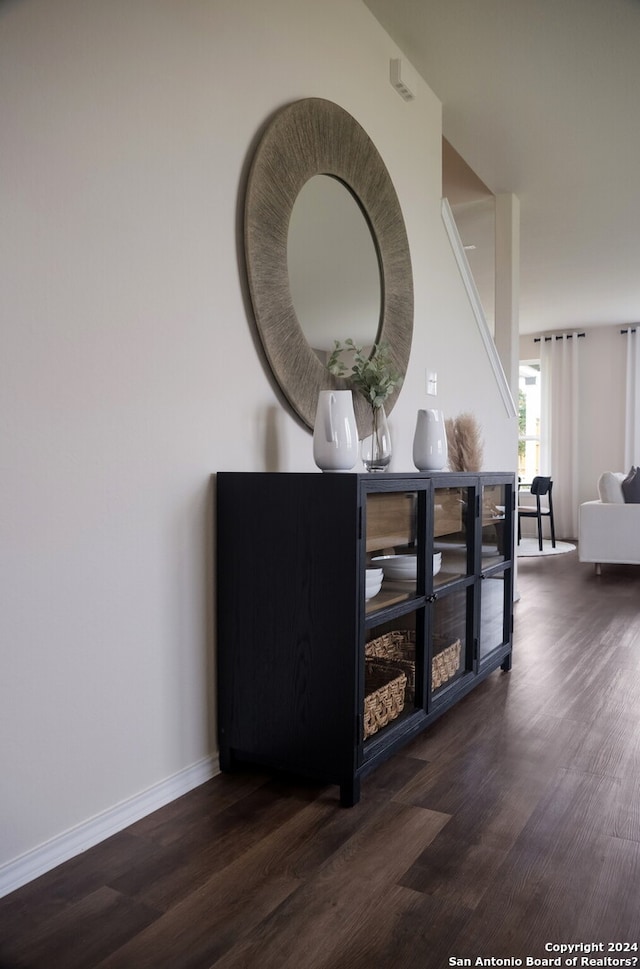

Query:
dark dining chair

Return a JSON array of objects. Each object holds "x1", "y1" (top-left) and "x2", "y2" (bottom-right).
[{"x1": 517, "y1": 476, "x2": 556, "y2": 551}]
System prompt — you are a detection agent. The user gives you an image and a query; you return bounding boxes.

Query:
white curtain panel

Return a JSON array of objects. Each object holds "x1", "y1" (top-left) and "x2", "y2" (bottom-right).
[
  {"x1": 625, "y1": 329, "x2": 640, "y2": 469},
  {"x1": 540, "y1": 334, "x2": 581, "y2": 539}
]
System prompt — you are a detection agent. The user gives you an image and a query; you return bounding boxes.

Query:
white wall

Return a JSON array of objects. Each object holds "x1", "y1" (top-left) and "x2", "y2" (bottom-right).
[
  {"x1": 519, "y1": 327, "x2": 627, "y2": 508},
  {"x1": 0, "y1": 0, "x2": 515, "y2": 887}
]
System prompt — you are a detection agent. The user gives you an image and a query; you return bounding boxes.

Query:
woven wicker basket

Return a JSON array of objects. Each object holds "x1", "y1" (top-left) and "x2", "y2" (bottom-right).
[
  {"x1": 365, "y1": 630, "x2": 416, "y2": 701},
  {"x1": 432, "y1": 638, "x2": 462, "y2": 689},
  {"x1": 365, "y1": 629, "x2": 462, "y2": 694},
  {"x1": 363, "y1": 662, "x2": 407, "y2": 739}
]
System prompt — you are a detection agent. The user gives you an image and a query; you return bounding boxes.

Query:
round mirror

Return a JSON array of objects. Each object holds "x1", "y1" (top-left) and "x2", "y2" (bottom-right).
[
  {"x1": 287, "y1": 175, "x2": 381, "y2": 355},
  {"x1": 244, "y1": 98, "x2": 413, "y2": 432}
]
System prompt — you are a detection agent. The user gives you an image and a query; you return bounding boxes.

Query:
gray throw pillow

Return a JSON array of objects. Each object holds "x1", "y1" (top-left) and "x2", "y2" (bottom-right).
[{"x1": 621, "y1": 466, "x2": 640, "y2": 503}]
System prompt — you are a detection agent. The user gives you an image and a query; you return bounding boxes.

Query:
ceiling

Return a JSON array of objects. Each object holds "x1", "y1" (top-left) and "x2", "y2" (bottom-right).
[{"x1": 364, "y1": 0, "x2": 640, "y2": 336}]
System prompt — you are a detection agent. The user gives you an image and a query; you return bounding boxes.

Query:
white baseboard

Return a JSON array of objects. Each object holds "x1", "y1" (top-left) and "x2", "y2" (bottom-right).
[{"x1": 0, "y1": 753, "x2": 220, "y2": 899}]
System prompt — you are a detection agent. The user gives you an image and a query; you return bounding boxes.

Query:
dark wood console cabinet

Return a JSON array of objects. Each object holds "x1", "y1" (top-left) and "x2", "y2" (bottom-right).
[{"x1": 216, "y1": 471, "x2": 514, "y2": 805}]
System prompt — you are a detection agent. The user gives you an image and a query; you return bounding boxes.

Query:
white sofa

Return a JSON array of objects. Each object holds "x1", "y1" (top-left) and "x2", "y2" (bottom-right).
[{"x1": 579, "y1": 471, "x2": 640, "y2": 572}]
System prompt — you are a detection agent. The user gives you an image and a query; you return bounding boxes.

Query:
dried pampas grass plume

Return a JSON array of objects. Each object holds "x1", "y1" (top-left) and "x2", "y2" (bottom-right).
[{"x1": 445, "y1": 413, "x2": 484, "y2": 471}]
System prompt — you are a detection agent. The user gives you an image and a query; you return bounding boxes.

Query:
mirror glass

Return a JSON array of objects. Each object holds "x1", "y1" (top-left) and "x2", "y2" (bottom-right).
[{"x1": 287, "y1": 175, "x2": 381, "y2": 354}]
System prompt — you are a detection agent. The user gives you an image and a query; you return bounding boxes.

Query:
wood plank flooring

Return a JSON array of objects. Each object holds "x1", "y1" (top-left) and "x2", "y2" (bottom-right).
[{"x1": 2, "y1": 551, "x2": 640, "y2": 968}]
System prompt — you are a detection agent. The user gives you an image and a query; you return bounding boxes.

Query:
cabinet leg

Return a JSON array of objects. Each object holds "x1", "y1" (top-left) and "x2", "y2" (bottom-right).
[
  {"x1": 340, "y1": 777, "x2": 361, "y2": 807},
  {"x1": 501, "y1": 652, "x2": 512, "y2": 672},
  {"x1": 219, "y1": 745, "x2": 236, "y2": 773}
]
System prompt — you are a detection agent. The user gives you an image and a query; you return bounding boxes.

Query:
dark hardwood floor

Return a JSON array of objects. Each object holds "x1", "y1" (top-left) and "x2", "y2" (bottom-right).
[{"x1": 2, "y1": 550, "x2": 640, "y2": 968}]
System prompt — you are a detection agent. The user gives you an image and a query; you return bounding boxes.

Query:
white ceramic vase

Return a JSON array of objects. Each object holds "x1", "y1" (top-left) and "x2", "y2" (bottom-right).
[
  {"x1": 413, "y1": 408, "x2": 448, "y2": 471},
  {"x1": 313, "y1": 390, "x2": 358, "y2": 472}
]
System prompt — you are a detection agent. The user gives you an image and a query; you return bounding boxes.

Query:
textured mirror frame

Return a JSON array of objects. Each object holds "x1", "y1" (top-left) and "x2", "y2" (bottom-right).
[{"x1": 244, "y1": 98, "x2": 414, "y2": 432}]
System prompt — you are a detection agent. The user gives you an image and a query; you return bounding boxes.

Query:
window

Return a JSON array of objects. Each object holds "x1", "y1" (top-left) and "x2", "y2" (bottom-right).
[{"x1": 518, "y1": 362, "x2": 541, "y2": 483}]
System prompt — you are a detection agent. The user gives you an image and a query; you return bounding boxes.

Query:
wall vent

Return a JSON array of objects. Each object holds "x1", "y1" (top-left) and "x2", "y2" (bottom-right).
[{"x1": 390, "y1": 58, "x2": 417, "y2": 101}]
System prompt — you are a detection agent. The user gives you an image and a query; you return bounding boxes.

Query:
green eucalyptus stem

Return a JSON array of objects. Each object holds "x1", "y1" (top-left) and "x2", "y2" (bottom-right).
[
  {"x1": 372, "y1": 404, "x2": 384, "y2": 452},
  {"x1": 327, "y1": 339, "x2": 403, "y2": 409}
]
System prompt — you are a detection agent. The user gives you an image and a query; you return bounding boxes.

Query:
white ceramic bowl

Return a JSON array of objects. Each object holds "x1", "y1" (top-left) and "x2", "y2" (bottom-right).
[
  {"x1": 371, "y1": 554, "x2": 416, "y2": 580},
  {"x1": 372, "y1": 553, "x2": 442, "y2": 581},
  {"x1": 365, "y1": 578, "x2": 383, "y2": 600}
]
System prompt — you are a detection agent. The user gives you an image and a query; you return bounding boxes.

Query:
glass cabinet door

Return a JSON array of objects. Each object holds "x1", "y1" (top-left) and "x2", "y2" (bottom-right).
[
  {"x1": 363, "y1": 612, "x2": 420, "y2": 742},
  {"x1": 480, "y1": 482, "x2": 510, "y2": 568},
  {"x1": 365, "y1": 490, "x2": 420, "y2": 614},
  {"x1": 479, "y1": 571, "x2": 510, "y2": 661},
  {"x1": 478, "y1": 480, "x2": 513, "y2": 663},
  {"x1": 433, "y1": 485, "x2": 472, "y2": 587},
  {"x1": 431, "y1": 588, "x2": 470, "y2": 699},
  {"x1": 362, "y1": 487, "x2": 426, "y2": 745}
]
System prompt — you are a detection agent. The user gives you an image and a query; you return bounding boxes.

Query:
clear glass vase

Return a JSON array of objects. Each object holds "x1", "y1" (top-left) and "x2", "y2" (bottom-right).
[{"x1": 362, "y1": 405, "x2": 392, "y2": 472}]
